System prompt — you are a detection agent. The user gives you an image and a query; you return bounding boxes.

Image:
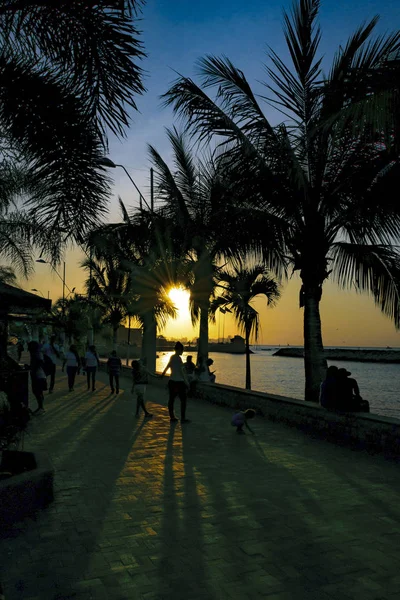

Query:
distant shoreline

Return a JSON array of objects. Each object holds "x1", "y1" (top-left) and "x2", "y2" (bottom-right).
[{"x1": 273, "y1": 347, "x2": 400, "y2": 363}]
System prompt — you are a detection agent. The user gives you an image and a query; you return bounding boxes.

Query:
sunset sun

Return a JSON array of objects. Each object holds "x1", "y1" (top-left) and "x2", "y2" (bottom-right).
[{"x1": 168, "y1": 287, "x2": 190, "y2": 315}]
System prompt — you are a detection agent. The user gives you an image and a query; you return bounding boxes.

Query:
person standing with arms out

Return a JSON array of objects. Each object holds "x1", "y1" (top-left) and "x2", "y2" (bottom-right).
[
  {"x1": 85, "y1": 345, "x2": 99, "y2": 392},
  {"x1": 41, "y1": 335, "x2": 60, "y2": 393},
  {"x1": 131, "y1": 359, "x2": 153, "y2": 418},
  {"x1": 160, "y1": 342, "x2": 190, "y2": 424},
  {"x1": 62, "y1": 344, "x2": 81, "y2": 392},
  {"x1": 27, "y1": 341, "x2": 47, "y2": 414},
  {"x1": 107, "y1": 350, "x2": 122, "y2": 394}
]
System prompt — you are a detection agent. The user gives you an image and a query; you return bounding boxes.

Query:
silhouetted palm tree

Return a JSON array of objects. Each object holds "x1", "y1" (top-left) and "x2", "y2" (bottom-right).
[
  {"x1": 83, "y1": 255, "x2": 132, "y2": 350},
  {"x1": 0, "y1": 1, "x2": 145, "y2": 243},
  {"x1": 212, "y1": 264, "x2": 280, "y2": 389},
  {"x1": 164, "y1": 0, "x2": 400, "y2": 400},
  {"x1": 148, "y1": 128, "x2": 283, "y2": 363},
  {"x1": 87, "y1": 202, "x2": 177, "y2": 371}
]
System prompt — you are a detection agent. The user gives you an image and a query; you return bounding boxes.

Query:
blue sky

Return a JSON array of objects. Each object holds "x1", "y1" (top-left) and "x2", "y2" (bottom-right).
[{"x1": 105, "y1": 0, "x2": 400, "y2": 216}]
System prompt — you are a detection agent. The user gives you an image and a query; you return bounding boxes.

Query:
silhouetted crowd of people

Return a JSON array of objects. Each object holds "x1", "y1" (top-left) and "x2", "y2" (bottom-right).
[{"x1": 320, "y1": 366, "x2": 370, "y2": 412}]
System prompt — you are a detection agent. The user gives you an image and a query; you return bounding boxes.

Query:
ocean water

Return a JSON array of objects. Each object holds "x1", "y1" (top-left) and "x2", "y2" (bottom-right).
[{"x1": 156, "y1": 347, "x2": 400, "y2": 420}]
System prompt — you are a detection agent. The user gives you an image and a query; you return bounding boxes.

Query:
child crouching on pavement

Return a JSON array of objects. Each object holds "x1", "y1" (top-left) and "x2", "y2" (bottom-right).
[
  {"x1": 131, "y1": 359, "x2": 155, "y2": 418},
  {"x1": 231, "y1": 408, "x2": 256, "y2": 434}
]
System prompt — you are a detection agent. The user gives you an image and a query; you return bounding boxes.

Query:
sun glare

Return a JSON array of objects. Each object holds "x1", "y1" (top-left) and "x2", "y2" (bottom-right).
[{"x1": 168, "y1": 287, "x2": 190, "y2": 315}]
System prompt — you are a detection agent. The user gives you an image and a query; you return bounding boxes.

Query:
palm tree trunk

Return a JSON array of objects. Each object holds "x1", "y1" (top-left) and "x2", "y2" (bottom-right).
[
  {"x1": 303, "y1": 283, "x2": 327, "y2": 402},
  {"x1": 197, "y1": 301, "x2": 209, "y2": 364},
  {"x1": 112, "y1": 325, "x2": 118, "y2": 351},
  {"x1": 141, "y1": 312, "x2": 157, "y2": 373},
  {"x1": 245, "y1": 325, "x2": 251, "y2": 390}
]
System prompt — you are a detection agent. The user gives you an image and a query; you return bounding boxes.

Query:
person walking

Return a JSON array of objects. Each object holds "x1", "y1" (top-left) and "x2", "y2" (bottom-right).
[
  {"x1": 85, "y1": 345, "x2": 99, "y2": 392},
  {"x1": 62, "y1": 344, "x2": 81, "y2": 392},
  {"x1": 107, "y1": 350, "x2": 122, "y2": 394},
  {"x1": 27, "y1": 341, "x2": 47, "y2": 414},
  {"x1": 41, "y1": 335, "x2": 60, "y2": 393},
  {"x1": 160, "y1": 342, "x2": 190, "y2": 423},
  {"x1": 131, "y1": 359, "x2": 153, "y2": 417}
]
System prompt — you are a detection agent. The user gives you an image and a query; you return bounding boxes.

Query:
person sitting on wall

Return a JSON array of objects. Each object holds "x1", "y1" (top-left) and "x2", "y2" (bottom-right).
[
  {"x1": 337, "y1": 368, "x2": 370, "y2": 413},
  {"x1": 206, "y1": 358, "x2": 216, "y2": 383},
  {"x1": 319, "y1": 365, "x2": 339, "y2": 410}
]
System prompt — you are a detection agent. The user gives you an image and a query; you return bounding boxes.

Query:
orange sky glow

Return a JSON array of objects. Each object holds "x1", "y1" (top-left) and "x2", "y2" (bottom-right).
[{"x1": 21, "y1": 246, "x2": 400, "y2": 348}]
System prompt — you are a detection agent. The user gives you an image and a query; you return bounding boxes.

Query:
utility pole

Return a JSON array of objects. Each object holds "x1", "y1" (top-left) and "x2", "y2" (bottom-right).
[
  {"x1": 150, "y1": 167, "x2": 154, "y2": 212},
  {"x1": 62, "y1": 262, "x2": 66, "y2": 315}
]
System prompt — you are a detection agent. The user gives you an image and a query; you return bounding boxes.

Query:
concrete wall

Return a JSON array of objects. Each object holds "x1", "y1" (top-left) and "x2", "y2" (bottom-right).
[{"x1": 191, "y1": 381, "x2": 400, "y2": 456}]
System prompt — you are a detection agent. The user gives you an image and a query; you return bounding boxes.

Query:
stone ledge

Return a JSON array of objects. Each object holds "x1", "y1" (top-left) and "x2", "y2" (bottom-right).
[
  {"x1": 0, "y1": 451, "x2": 54, "y2": 527},
  {"x1": 192, "y1": 381, "x2": 400, "y2": 456}
]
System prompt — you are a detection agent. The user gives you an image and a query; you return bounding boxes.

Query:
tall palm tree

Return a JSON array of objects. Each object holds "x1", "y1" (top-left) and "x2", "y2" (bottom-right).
[
  {"x1": 148, "y1": 128, "x2": 284, "y2": 363},
  {"x1": 212, "y1": 264, "x2": 280, "y2": 389},
  {"x1": 82, "y1": 255, "x2": 132, "y2": 350},
  {"x1": 0, "y1": 1, "x2": 145, "y2": 246},
  {"x1": 163, "y1": 0, "x2": 400, "y2": 401}
]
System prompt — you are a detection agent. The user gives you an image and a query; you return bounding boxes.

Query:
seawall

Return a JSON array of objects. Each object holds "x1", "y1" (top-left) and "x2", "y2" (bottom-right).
[
  {"x1": 190, "y1": 381, "x2": 400, "y2": 457},
  {"x1": 273, "y1": 347, "x2": 400, "y2": 363}
]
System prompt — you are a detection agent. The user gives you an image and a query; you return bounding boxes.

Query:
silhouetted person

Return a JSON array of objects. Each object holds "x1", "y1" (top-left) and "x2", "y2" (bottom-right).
[
  {"x1": 319, "y1": 366, "x2": 339, "y2": 410},
  {"x1": 206, "y1": 358, "x2": 216, "y2": 383},
  {"x1": 337, "y1": 368, "x2": 370, "y2": 412},
  {"x1": 17, "y1": 340, "x2": 24, "y2": 362},
  {"x1": 42, "y1": 335, "x2": 60, "y2": 393},
  {"x1": 195, "y1": 355, "x2": 209, "y2": 382},
  {"x1": 107, "y1": 350, "x2": 122, "y2": 394},
  {"x1": 62, "y1": 344, "x2": 81, "y2": 392},
  {"x1": 85, "y1": 345, "x2": 99, "y2": 391},
  {"x1": 28, "y1": 341, "x2": 47, "y2": 413},
  {"x1": 184, "y1": 355, "x2": 196, "y2": 396},
  {"x1": 231, "y1": 408, "x2": 256, "y2": 435},
  {"x1": 131, "y1": 359, "x2": 153, "y2": 418},
  {"x1": 160, "y1": 342, "x2": 190, "y2": 423}
]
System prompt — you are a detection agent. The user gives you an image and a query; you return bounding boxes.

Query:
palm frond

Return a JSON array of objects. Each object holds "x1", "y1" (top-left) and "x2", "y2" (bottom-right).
[
  {"x1": 198, "y1": 55, "x2": 276, "y2": 149},
  {"x1": 0, "y1": 54, "x2": 111, "y2": 238},
  {"x1": 1, "y1": 0, "x2": 146, "y2": 139},
  {"x1": 331, "y1": 242, "x2": 400, "y2": 328},
  {"x1": 148, "y1": 142, "x2": 190, "y2": 227}
]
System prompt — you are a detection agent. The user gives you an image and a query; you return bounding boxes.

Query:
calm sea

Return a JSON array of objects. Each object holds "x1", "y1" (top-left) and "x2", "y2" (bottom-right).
[{"x1": 156, "y1": 346, "x2": 400, "y2": 420}]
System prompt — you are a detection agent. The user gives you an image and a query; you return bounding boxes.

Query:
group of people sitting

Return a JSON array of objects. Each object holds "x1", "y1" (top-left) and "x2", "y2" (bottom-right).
[{"x1": 320, "y1": 366, "x2": 370, "y2": 413}]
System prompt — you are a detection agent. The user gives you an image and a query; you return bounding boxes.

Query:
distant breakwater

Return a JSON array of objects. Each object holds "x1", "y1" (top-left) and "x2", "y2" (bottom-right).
[{"x1": 273, "y1": 348, "x2": 400, "y2": 363}]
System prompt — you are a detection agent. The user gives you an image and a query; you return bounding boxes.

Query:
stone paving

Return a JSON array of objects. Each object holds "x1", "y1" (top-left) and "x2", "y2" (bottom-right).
[{"x1": 1, "y1": 367, "x2": 400, "y2": 600}]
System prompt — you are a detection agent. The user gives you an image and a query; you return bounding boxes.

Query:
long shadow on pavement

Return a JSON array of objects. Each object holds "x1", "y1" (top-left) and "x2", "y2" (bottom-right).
[{"x1": 0, "y1": 387, "x2": 153, "y2": 600}]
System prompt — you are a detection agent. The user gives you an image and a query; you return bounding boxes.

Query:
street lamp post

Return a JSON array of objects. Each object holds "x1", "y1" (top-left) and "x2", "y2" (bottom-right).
[{"x1": 100, "y1": 158, "x2": 152, "y2": 211}]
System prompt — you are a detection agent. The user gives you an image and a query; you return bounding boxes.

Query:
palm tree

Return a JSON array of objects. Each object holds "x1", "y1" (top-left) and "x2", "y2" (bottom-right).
[
  {"x1": 0, "y1": 1, "x2": 145, "y2": 247},
  {"x1": 127, "y1": 263, "x2": 177, "y2": 371},
  {"x1": 148, "y1": 128, "x2": 283, "y2": 363},
  {"x1": 163, "y1": 0, "x2": 400, "y2": 401},
  {"x1": 87, "y1": 202, "x2": 177, "y2": 371},
  {"x1": 212, "y1": 264, "x2": 280, "y2": 389},
  {"x1": 83, "y1": 255, "x2": 132, "y2": 350}
]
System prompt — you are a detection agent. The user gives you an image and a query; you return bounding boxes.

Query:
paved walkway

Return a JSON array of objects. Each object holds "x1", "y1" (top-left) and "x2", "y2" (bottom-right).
[{"x1": 1, "y1": 369, "x2": 400, "y2": 600}]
